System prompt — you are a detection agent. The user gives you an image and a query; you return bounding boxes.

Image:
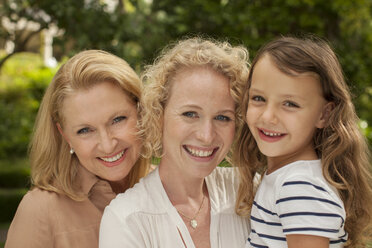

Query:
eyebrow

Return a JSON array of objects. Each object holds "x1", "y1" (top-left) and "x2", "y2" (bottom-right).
[
  {"x1": 249, "y1": 88, "x2": 307, "y2": 101},
  {"x1": 181, "y1": 104, "x2": 235, "y2": 114}
]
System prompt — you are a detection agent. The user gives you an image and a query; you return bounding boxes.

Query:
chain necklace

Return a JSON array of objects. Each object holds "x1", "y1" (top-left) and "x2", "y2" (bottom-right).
[{"x1": 177, "y1": 195, "x2": 206, "y2": 229}]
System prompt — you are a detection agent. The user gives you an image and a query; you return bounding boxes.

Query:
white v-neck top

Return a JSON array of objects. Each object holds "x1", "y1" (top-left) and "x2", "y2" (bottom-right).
[{"x1": 99, "y1": 167, "x2": 249, "y2": 248}]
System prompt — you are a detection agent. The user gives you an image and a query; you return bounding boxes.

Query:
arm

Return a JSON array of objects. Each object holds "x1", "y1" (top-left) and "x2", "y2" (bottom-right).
[
  {"x1": 287, "y1": 234, "x2": 329, "y2": 248},
  {"x1": 5, "y1": 191, "x2": 53, "y2": 248},
  {"x1": 277, "y1": 175, "x2": 346, "y2": 246},
  {"x1": 99, "y1": 207, "x2": 149, "y2": 248}
]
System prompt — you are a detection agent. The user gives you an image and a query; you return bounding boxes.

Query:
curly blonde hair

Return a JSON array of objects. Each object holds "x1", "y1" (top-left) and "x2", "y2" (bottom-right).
[
  {"x1": 30, "y1": 50, "x2": 150, "y2": 201},
  {"x1": 140, "y1": 37, "x2": 250, "y2": 160},
  {"x1": 234, "y1": 36, "x2": 372, "y2": 247}
]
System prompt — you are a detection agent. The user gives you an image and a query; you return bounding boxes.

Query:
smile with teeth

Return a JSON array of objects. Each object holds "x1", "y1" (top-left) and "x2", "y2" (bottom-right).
[
  {"x1": 184, "y1": 146, "x2": 214, "y2": 158},
  {"x1": 261, "y1": 130, "x2": 284, "y2": 137},
  {"x1": 100, "y1": 150, "x2": 125, "y2": 162}
]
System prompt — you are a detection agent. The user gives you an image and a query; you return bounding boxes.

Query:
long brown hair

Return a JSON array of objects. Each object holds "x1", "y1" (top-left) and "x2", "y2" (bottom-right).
[
  {"x1": 30, "y1": 50, "x2": 150, "y2": 200},
  {"x1": 234, "y1": 36, "x2": 372, "y2": 247}
]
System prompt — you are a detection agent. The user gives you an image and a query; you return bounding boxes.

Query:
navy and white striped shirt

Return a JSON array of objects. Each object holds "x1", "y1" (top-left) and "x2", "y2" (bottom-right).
[{"x1": 246, "y1": 160, "x2": 347, "y2": 248}]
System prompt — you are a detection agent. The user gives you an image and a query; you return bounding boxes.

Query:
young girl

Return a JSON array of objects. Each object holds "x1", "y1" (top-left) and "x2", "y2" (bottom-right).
[{"x1": 234, "y1": 36, "x2": 372, "y2": 248}]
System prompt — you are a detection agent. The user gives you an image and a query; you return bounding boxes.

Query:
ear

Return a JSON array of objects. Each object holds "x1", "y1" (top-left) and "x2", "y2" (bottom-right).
[
  {"x1": 56, "y1": 123, "x2": 70, "y2": 144},
  {"x1": 316, "y1": 102, "x2": 335, "y2": 129}
]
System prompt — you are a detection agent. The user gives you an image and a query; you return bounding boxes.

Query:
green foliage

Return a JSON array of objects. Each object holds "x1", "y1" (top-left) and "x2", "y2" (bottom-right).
[
  {"x1": 0, "y1": 166, "x2": 30, "y2": 188},
  {"x1": 0, "y1": 53, "x2": 57, "y2": 159},
  {"x1": 0, "y1": 188, "x2": 27, "y2": 222}
]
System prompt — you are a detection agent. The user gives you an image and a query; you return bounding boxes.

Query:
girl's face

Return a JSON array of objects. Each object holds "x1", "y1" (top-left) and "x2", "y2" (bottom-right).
[
  {"x1": 246, "y1": 54, "x2": 329, "y2": 172},
  {"x1": 160, "y1": 66, "x2": 236, "y2": 180},
  {"x1": 58, "y1": 82, "x2": 141, "y2": 183}
]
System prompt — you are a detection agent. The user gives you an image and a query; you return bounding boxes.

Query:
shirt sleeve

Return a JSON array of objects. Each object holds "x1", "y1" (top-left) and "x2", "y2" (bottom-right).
[
  {"x1": 5, "y1": 191, "x2": 53, "y2": 248},
  {"x1": 99, "y1": 207, "x2": 150, "y2": 248},
  {"x1": 276, "y1": 176, "x2": 346, "y2": 239}
]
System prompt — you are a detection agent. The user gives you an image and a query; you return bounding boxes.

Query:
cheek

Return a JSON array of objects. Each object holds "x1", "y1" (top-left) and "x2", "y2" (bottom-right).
[
  {"x1": 73, "y1": 140, "x2": 96, "y2": 165},
  {"x1": 222, "y1": 124, "x2": 236, "y2": 146},
  {"x1": 246, "y1": 108, "x2": 257, "y2": 127}
]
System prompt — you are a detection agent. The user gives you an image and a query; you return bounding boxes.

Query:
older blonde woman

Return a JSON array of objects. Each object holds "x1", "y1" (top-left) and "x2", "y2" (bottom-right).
[
  {"x1": 5, "y1": 50, "x2": 150, "y2": 248},
  {"x1": 100, "y1": 38, "x2": 250, "y2": 248}
]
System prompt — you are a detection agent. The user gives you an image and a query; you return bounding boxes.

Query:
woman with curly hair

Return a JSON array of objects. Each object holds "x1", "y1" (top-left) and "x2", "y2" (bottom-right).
[{"x1": 100, "y1": 37, "x2": 251, "y2": 247}]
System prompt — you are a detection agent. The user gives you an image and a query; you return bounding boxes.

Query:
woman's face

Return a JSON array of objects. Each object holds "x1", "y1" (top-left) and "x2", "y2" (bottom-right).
[
  {"x1": 58, "y1": 82, "x2": 141, "y2": 183},
  {"x1": 160, "y1": 66, "x2": 236, "y2": 180}
]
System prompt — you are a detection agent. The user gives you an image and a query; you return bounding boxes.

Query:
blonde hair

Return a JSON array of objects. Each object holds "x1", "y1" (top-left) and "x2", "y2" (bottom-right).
[
  {"x1": 140, "y1": 37, "x2": 250, "y2": 159},
  {"x1": 234, "y1": 36, "x2": 372, "y2": 247},
  {"x1": 29, "y1": 50, "x2": 150, "y2": 201}
]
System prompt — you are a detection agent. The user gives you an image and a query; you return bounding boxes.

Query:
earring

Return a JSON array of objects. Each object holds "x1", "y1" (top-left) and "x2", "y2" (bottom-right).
[{"x1": 70, "y1": 148, "x2": 74, "y2": 154}]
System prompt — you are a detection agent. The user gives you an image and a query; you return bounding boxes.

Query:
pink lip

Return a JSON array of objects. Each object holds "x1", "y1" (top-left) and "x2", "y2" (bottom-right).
[
  {"x1": 183, "y1": 145, "x2": 219, "y2": 162},
  {"x1": 257, "y1": 128, "x2": 286, "y2": 143},
  {"x1": 98, "y1": 149, "x2": 128, "y2": 168}
]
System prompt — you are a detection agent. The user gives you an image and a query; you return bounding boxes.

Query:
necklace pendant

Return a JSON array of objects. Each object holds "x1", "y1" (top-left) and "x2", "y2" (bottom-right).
[{"x1": 190, "y1": 219, "x2": 198, "y2": 229}]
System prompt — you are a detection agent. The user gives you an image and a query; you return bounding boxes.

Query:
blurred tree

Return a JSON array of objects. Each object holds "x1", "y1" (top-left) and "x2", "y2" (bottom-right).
[
  {"x1": 0, "y1": 0, "x2": 123, "y2": 70},
  {"x1": 140, "y1": 0, "x2": 372, "y2": 140},
  {"x1": 1, "y1": 0, "x2": 371, "y2": 140}
]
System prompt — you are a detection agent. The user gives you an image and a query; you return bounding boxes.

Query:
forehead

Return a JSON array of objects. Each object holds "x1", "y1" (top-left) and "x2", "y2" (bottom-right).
[
  {"x1": 251, "y1": 55, "x2": 323, "y2": 97},
  {"x1": 60, "y1": 82, "x2": 135, "y2": 124},
  {"x1": 165, "y1": 66, "x2": 235, "y2": 109}
]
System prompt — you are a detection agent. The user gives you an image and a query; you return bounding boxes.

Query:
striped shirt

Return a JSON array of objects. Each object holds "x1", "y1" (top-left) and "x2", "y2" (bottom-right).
[{"x1": 246, "y1": 160, "x2": 347, "y2": 248}]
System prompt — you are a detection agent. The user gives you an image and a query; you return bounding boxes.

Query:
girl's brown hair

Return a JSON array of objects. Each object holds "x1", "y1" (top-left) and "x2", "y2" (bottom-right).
[{"x1": 234, "y1": 36, "x2": 372, "y2": 247}]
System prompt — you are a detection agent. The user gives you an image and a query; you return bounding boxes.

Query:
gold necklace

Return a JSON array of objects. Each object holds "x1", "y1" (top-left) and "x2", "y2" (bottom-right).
[{"x1": 177, "y1": 195, "x2": 206, "y2": 229}]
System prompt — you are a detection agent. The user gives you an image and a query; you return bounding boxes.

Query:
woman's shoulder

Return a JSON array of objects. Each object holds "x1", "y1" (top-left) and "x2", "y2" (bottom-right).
[
  {"x1": 19, "y1": 187, "x2": 59, "y2": 209},
  {"x1": 207, "y1": 166, "x2": 239, "y2": 188},
  {"x1": 206, "y1": 166, "x2": 239, "y2": 210}
]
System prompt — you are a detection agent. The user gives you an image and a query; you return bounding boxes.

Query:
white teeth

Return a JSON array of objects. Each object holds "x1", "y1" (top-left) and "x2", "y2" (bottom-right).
[
  {"x1": 186, "y1": 147, "x2": 213, "y2": 157},
  {"x1": 262, "y1": 130, "x2": 282, "y2": 137},
  {"x1": 100, "y1": 150, "x2": 125, "y2": 162}
]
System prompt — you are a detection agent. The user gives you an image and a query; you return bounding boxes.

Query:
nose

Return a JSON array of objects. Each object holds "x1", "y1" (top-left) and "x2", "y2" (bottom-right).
[
  {"x1": 196, "y1": 120, "x2": 215, "y2": 145},
  {"x1": 98, "y1": 129, "x2": 117, "y2": 154},
  {"x1": 261, "y1": 104, "x2": 278, "y2": 124}
]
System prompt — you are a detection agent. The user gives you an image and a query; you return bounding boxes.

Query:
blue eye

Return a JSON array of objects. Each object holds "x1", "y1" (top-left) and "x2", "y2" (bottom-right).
[
  {"x1": 215, "y1": 115, "x2": 231, "y2": 122},
  {"x1": 77, "y1": 127, "x2": 90, "y2": 134},
  {"x1": 251, "y1": 95, "x2": 265, "y2": 102},
  {"x1": 113, "y1": 116, "x2": 127, "y2": 124},
  {"x1": 182, "y1": 112, "x2": 198, "y2": 118},
  {"x1": 284, "y1": 101, "x2": 299, "y2": 108}
]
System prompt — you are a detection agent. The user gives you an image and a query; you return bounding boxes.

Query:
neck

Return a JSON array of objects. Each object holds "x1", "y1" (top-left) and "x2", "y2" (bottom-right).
[
  {"x1": 267, "y1": 146, "x2": 318, "y2": 174},
  {"x1": 109, "y1": 177, "x2": 130, "y2": 194},
  {"x1": 158, "y1": 163, "x2": 206, "y2": 204}
]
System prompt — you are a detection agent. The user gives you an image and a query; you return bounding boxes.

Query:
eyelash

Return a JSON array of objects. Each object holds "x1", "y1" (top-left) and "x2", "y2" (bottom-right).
[
  {"x1": 76, "y1": 116, "x2": 127, "y2": 135},
  {"x1": 215, "y1": 115, "x2": 232, "y2": 122},
  {"x1": 113, "y1": 116, "x2": 127, "y2": 124},
  {"x1": 182, "y1": 112, "x2": 232, "y2": 122},
  {"x1": 77, "y1": 127, "x2": 90, "y2": 135},
  {"x1": 251, "y1": 95, "x2": 265, "y2": 102},
  {"x1": 251, "y1": 95, "x2": 300, "y2": 108},
  {"x1": 284, "y1": 101, "x2": 299, "y2": 108},
  {"x1": 182, "y1": 112, "x2": 198, "y2": 118}
]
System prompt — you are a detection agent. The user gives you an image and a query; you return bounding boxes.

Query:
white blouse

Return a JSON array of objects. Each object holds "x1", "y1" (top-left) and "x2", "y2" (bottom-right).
[{"x1": 99, "y1": 167, "x2": 250, "y2": 248}]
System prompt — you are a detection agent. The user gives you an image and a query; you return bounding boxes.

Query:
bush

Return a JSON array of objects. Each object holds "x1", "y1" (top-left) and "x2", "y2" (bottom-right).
[
  {"x1": 0, "y1": 52, "x2": 58, "y2": 159},
  {"x1": 0, "y1": 188, "x2": 27, "y2": 223},
  {"x1": 0, "y1": 167, "x2": 30, "y2": 189}
]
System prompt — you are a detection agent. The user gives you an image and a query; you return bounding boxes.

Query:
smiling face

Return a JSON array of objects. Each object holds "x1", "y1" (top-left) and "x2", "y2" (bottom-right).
[
  {"x1": 58, "y1": 82, "x2": 141, "y2": 183},
  {"x1": 246, "y1": 54, "x2": 329, "y2": 172},
  {"x1": 160, "y1": 66, "x2": 236, "y2": 180}
]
